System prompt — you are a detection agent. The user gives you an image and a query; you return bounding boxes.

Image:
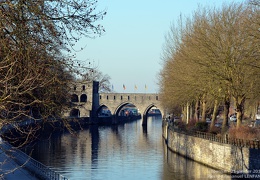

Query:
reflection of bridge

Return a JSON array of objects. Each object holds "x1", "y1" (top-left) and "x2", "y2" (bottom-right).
[{"x1": 63, "y1": 81, "x2": 164, "y2": 124}]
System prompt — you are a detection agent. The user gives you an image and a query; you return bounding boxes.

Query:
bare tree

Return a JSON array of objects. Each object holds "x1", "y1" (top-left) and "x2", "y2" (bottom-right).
[
  {"x1": 0, "y1": 0, "x2": 106, "y2": 150},
  {"x1": 160, "y1": 1, "x2": 259, "y2": 130},
  {"x1": 80, "y1": 67, "x2": 112, "y2": 92}
]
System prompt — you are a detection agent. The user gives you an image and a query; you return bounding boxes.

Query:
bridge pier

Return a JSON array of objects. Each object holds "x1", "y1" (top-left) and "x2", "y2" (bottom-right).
[
  {"x1": 142, "y1": 115, "x2": 147, "y2": 126},
  {"x1": 112, "y1": 115, "x2": 118, "y2": 125}
]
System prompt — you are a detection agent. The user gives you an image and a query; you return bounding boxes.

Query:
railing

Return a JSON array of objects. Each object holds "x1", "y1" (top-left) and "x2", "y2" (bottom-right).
[
  {"x1": 0, "y1": 139, "x2": 68, "y2": 180},
  {"x1": 168, "y1": 125, "x2": 260, "y2": 149}
]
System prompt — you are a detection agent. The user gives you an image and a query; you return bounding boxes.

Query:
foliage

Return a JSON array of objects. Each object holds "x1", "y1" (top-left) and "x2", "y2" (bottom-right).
[
  {"x1": 0, "y1": 0, "x2": 105, "y2": 147},
  {"x1": 159, "y1": 1, "x2": 260, "y2": 128},
  {"x1": 208, "y1": 126, "x2": 221, "y2": 135},
  {"x1": 80, "y1": 67, "x2": 112, "y2": 92},
  {"x1": 194, "y1": 122, "x2": 208, "y2": 132},
  {"x1": 229, "y1": 125, "x2": 260, "y2": 140}
]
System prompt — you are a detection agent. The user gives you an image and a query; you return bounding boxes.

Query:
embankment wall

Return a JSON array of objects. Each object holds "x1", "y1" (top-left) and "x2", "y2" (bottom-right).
[{"x1": 162, "y1": 122, "x2": 260, "y2": 174}]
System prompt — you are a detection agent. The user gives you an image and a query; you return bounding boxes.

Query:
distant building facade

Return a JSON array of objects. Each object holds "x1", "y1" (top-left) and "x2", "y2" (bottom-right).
[{"x1": 63, "y1": 81, "x2": 99, "y2": 118}]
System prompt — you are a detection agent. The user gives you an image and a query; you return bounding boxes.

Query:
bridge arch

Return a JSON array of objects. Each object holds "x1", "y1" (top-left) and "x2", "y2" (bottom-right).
[
  {"x1": 113, "y1": 102, "x2": 138, "y2": 116},
  {"x1": 143, "y1": 103, "x2": 162, "y2": 117},
  {"x1": 96, "y1": 104, "x2": 113, "y2": 117},
  {"x1": 98, "y1": 93, "x2": 164, "y2": 120}
]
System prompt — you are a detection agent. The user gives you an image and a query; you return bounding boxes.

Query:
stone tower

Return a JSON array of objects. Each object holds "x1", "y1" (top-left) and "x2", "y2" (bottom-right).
[{"x1": 63, "y1": 81, "x2": 99, "y2": 118}]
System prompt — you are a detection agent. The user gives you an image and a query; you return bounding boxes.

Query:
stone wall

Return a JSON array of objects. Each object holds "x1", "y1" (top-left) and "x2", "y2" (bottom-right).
[
  {"x1": 99, "y1": 93, "x2": 163, "y2": 117},
  {"x1": 162, "y1": 121, "x2": 260, "y2": 174},
  {"x1": 63, "y1": 81, "x2": 95, "y2": 118}
]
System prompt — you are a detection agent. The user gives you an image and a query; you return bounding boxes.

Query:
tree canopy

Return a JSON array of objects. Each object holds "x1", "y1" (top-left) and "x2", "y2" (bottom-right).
[
  {"x1": 160, "y1": 1, "x2": 260, "y2": 128},
  {"x1": 0, "y1": 0, "x2": 106, "y2": 146}
]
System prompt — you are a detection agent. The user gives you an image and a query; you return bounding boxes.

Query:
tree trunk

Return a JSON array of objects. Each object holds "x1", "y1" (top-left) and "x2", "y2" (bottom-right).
[
  {"x1": 235, "y1": 96, "x2": 245, "y2": 128},
  {"x1": 201, "y1": 100, "x2": 207, "y2": 122},
  {"x1": 186, "y1": 102, "x2": 190, "y2": 124},
  {"x1": 222, "y1": 95, "x2": 230, "y2": 132},
  {"x1": 210, "y1": 99, "x2": 219, "y2": 131},
  {"x1": 189, "y1": 102, "x2": 194, "y2": 120},
  {"x1": 194, "y1": 98, "x2": 200, "y2": 121},
  {"x1": 182, "y1": 105, "x2": 187, "y2": 123}
]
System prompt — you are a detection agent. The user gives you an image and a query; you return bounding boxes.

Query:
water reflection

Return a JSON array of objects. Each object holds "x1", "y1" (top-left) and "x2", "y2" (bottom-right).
[
  {"x1": 162, "y1": 142, "x2": 230, "y2": 180},
  {"x1": 24, "y1": 116, "x2": 231, "y2": 180}
]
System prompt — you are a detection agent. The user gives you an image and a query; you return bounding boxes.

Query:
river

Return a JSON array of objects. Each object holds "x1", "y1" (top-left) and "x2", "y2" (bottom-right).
[{"x1": 24, "y1": 116, "x2": 231, "y2": 180}]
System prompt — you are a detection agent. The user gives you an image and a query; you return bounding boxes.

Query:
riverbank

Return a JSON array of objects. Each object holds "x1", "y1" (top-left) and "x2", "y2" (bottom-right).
[
  {"x1": 162, "y1": 120, "x2": 260, "y2": 176},
  {"x1": 0, "y1": 138, "x2": 37, "y2": 179},
  {"x1": 0, "y1": 137, "x2": 68, "y2": 180}
]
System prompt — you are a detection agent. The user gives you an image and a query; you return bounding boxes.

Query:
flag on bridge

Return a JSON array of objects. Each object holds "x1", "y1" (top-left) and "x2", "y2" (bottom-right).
[
  {"x1": 111, "y1": 84, "x2": 114, "y2": 91},
  {"x1": 145, "y1": 84, "x2": 147, "y2": 90},
  {"x1": 123, "y1": 84, "x2": 126, "y2": 90},
  {"x1": 134, "y1": 85, "x2": 137, "y2": 90}
]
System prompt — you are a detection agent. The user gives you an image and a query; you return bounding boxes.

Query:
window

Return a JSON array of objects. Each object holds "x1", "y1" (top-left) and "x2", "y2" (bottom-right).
[
  {"x1": 80, "y1": 94, "x2": 87, "y2": 102},
  {"x1": 82, "y1": 85, "x2": 85, "y2": 91},
  {"x1": 71, "y1": 94, "x2": 79, "y2": 102}
]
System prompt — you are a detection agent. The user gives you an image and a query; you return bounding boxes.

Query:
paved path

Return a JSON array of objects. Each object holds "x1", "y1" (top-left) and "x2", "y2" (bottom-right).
[{"x1": 0, "y1": 141, "x2": 38, "y2": 180}]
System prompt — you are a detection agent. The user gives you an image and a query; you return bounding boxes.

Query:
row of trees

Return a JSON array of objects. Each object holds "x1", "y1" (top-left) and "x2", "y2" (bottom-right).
[
  {"x1": 159, "y1": 0, "x2": 259, "y2": 130},
  {"x1": 0, "y1": 0, "x2": 106, "y2": 141}
]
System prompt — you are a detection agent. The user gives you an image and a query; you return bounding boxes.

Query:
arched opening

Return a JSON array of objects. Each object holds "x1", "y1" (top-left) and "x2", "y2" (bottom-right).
[
  {"x1": 142, "y1": 105, "x2": 162, "y2": 126},
  {"x1": 97, "y1": 105, "x2": 112, "y2": 117},
  {"x1": 115, "y1": 103, "x2": 140, "y2": 118},
  {"x1": 80, "y1": 94, "x2": 87, "y2": 102},
  {"x1": 70, "y1": 108, "x2": 80, "y2": 117},
  {"x1": 143, "y1": 105, "x2": 162, "y2": 118},
  {"x1": 71, "y1": 94, "x2": 79, "y2": 102},
  {"x1": 148, "y1": 107, "x2": 162, "y2": 117}
]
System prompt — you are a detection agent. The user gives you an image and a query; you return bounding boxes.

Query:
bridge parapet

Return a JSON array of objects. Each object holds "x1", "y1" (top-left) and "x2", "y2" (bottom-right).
[
  {"x1": 99, "y1": 93, "x2": 159, "y2": 103},
  {"x1": 63, "y1": 81, "x2": 165, "y2": 122},
  {"x1": 99, "y1": 93, "x2": 163, "y2": 118}
]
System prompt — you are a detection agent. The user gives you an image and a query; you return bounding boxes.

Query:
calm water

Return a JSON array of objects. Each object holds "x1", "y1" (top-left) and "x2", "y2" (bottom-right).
[{"x1": 24, "y1": 116, "x2": 230, "y2": 180}]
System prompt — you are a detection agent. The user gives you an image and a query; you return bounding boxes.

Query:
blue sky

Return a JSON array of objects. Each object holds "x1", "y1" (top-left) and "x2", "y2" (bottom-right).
[{"x1": 74, "y1": 0, "x2": 244, "y2": 93}]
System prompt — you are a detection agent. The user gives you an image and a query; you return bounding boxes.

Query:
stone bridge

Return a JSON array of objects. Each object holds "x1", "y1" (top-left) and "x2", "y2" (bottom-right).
[
  {"x1": 98, "y1": 93, "x2": 163, "y2": 118},
  {"x1": 63, "y1": 81, "x2": 164, "y2": 124}
]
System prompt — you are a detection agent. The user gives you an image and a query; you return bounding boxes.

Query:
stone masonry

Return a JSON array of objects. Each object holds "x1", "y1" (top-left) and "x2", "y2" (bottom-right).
[{"x1": 162, "y1": 122, "x2": 260, "y2": 175}]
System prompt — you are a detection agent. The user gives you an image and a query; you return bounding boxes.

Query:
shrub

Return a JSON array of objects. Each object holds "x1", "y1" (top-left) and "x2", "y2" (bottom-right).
[
  {"x1": 229, "y1": 125, "x2": 260, "y2": 140},
  {"x1": 184, "y1": 118, "x2": 197, "y2": 131},
  {"x1": 208, "y1": 126, "x2": 221, "y2": 134},
  {"x1": 195, "y1": 122, "x2": 208, "y2": 132},
  {"x1": 174, "y1": 120, "x2": 186, "y2": 130}
]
